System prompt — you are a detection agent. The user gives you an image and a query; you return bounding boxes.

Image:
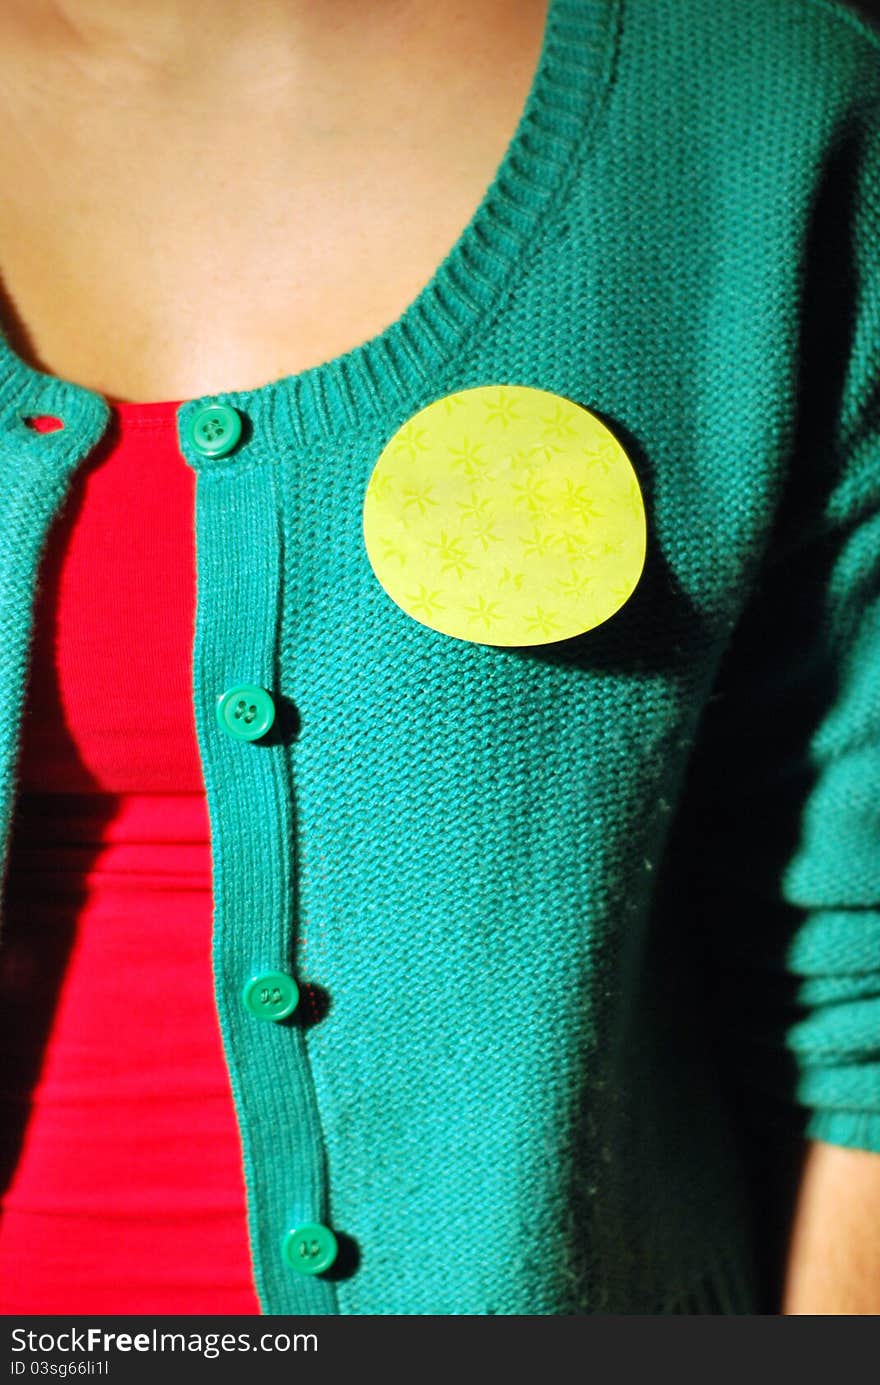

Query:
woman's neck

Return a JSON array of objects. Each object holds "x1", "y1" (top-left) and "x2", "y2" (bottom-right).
[{"x1": 0, "y1": 0, "x2": 437, "y2": 88}]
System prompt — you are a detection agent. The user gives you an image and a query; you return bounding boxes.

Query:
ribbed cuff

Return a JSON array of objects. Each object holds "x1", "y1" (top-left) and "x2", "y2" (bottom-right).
[{"x1": 803, "y1": 1107, "x2": 880, "y2": 1155}]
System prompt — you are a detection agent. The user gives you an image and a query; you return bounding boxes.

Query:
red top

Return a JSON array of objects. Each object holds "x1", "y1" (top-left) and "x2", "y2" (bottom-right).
[{"x1": 0, "y1": 400, "x2": 261, "y2": 1314}]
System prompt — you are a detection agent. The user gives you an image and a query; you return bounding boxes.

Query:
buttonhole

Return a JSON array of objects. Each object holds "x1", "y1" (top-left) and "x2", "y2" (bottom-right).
[{"x1": 22, "y1": 415, "x2": 65, "y2": 433}]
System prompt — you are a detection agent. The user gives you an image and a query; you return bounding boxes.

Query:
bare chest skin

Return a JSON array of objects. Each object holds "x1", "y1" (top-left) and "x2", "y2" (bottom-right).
[{"x1": 0, "y1": 1, "x2": 550, "y2": 403}]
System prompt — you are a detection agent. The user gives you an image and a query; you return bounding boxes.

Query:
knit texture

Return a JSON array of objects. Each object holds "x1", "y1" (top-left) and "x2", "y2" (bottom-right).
[{"x1": 0, "y1": 0, "x2": 878, "y2": 1315}]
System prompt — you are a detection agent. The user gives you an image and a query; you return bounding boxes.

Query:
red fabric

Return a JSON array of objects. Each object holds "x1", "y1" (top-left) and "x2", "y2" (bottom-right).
[{"x1": 0, "y1": 400, "x2": 261, "y2": 1314}]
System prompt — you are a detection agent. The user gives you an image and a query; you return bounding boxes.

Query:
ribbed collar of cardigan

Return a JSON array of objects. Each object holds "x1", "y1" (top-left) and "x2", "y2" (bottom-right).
[{"x1": 0, "y1": 0, "x2": 620, "y2": 477}]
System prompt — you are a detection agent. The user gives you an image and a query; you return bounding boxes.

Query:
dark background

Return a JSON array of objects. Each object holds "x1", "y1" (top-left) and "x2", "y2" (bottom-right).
[{"x1": 850, "y1": 0, "x2": 879, "y2": 28}]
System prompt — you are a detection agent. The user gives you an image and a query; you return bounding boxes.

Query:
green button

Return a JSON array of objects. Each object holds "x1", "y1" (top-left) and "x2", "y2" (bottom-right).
[
  {"x1": 242, "y1": 971, "x2": 299, "y2": 1022},
  {"x1": 187, "y1": 403, "x2": 243, "y2": 458},
  {"x1": 216, "y1": 685, "x2": 275, "y2": 741},
  {"x1": 281, "y1": 1224, "x2": 338, "y2": 1276}
]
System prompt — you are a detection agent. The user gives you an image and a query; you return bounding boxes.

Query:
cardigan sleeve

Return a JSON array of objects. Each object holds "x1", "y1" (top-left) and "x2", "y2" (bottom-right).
[{"x1": 657, "y1": 55, "x2": 880, "y2": 1154}]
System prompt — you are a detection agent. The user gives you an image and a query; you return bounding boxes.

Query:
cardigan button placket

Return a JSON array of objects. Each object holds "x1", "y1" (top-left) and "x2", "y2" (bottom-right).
[{"x1": 175, "y1": 397, "x2": 339, "y2": 1314}]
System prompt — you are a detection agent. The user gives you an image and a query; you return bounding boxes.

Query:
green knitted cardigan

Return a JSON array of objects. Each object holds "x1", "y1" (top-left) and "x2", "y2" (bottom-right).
[{"x1": 0, "y1": 0, "x2": 878, "y2": 1316}]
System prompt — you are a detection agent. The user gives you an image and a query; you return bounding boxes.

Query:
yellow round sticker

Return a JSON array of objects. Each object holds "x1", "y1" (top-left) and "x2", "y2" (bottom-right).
[{"x1": 363, "y1": 385, "x2": 646, "y2": 646}]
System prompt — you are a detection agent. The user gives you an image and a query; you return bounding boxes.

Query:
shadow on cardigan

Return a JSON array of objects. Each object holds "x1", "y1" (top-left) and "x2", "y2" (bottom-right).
[{"x1": 608, "y1": 129, "x2": 865, "y2": 1314}]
